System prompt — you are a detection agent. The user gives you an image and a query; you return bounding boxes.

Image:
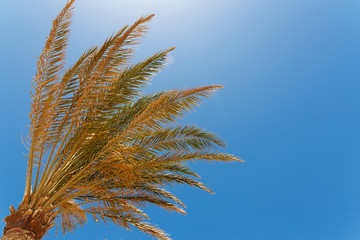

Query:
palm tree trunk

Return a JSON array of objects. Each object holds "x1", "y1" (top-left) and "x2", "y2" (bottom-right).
[
  {"x1": 1, "y1": 202, "x2": 55, "y2": 240},
  {"x1": 1, "y1": 228, "x2": 37, "y2": 240}
]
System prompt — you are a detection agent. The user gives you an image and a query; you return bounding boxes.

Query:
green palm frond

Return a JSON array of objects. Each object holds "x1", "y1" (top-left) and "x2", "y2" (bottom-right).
[
  {"x1": 136, "y1": 124, "x2": 226, "y2": 152},
  {"x1": 18, "y1": 1, "x2": 243, "y2": 239}
]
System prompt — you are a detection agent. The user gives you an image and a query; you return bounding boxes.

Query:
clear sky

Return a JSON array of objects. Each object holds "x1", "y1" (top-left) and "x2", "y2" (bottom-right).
[{"x1": 0, "y1": 0, "x2": 360, "y2": 239}]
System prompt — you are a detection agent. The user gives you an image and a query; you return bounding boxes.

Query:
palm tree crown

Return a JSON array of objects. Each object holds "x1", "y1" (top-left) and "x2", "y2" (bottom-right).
[{"x1": 2, "y1": 1, "x2": 241, "y2": 239}]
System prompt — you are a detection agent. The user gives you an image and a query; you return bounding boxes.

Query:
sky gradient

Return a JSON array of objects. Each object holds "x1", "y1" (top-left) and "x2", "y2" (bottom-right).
[{"x1": 1, "y1": 0, "x2": 360, "y2": 239}]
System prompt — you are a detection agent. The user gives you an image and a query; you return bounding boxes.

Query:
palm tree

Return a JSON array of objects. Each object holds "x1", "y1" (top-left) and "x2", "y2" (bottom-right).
[{"x1": 1, "y1": 1, "x2": 241, "y2": 239}]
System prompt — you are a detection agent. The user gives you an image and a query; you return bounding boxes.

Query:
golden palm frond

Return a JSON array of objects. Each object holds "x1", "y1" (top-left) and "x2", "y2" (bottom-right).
[{"x1": 9, "y1": 1, "x2": 243, "y2": 239}]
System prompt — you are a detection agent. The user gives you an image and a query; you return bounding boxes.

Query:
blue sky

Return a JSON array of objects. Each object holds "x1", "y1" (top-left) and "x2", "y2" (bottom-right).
[{"x1": 1, "y1": 0, "x2": 360, "y2": 239}]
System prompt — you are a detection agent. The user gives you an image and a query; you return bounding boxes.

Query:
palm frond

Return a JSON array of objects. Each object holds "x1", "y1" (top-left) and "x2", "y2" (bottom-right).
[
  {"x1": 83, "y1": 206, "x2": 171, "y2": 240},
  {"x1": 136, "y1": 124, "x2": 226, "y2": 152},
  {"x1": 26, "y1": 0, "x2": 75, "y2": 198},
  {"x1": 57, "y1": 200, "x2": 87, "y2": 233}
]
